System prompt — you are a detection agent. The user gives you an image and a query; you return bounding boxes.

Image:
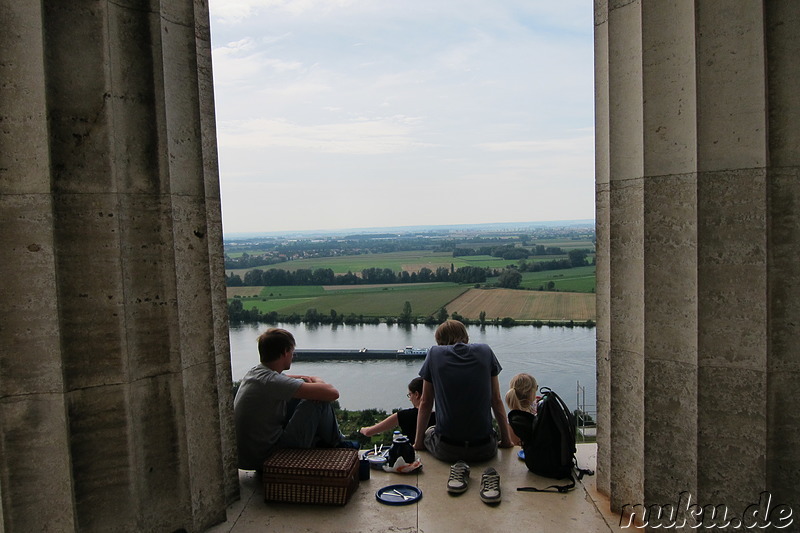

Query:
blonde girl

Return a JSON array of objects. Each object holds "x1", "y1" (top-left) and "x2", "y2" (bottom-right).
[
  {"x1": 505, "y1": 372, "x2": 538, "y2": 445},
  {"x1": 505, "y1": 372, "x2": 538, "y2": 414}
]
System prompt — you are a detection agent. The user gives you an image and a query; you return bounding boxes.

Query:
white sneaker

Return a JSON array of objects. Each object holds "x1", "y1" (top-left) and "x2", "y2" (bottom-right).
[
  {"x1": 480, "y1": 467, "x2": 501, "y2": 504},
  {"x1": 447, "y1": 461, "x2": 470, "y2": 494}
]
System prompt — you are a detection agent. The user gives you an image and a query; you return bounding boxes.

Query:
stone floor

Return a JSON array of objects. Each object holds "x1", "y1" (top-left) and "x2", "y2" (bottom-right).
[{"x1": 205, "y1": 443, "x2": 627, "y2": 533}]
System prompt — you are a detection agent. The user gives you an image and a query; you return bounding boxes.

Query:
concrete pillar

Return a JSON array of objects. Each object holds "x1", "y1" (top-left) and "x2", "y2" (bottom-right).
[
  {"x1": 765, "y1": 0, "x2": 800, "y2": 510},
  {"x1": 596, "y1": 0, "x2": 800, "y2": 526},
  {"x1": 641, "y1": 0, "x2": 698, "y2": 512},
  {"x1": 0, "y1": 0, "x2": 236, "y2": 531},
  {"x1": 695, "y1": 0, "x2": 768, "y2": 514},
  {"x1": 593, "y1": 0, "x2": 611, "y2": 498},
  {"x1": 607, "y1": 0, "x2": 645, "y2": 512}
]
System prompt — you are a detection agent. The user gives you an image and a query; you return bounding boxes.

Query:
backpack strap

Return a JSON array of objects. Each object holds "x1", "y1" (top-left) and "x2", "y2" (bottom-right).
[
  {"x1": 572, "y1": 455, "x2": 595, "y2": 479},
  {"x1": 516, "y1": 459, "x2": 595, "y2": 494},
  {"x1": 517, "y1": 474, "x2": 576, "y2": 493}
]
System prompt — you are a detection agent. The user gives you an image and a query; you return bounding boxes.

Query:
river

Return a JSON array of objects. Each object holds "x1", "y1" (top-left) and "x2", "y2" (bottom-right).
[{"x1": 228, "y1": 322, "x2": 596, "y2": 413}]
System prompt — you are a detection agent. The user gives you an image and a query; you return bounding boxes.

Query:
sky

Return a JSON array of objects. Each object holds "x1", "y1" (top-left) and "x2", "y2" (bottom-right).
[{"x1": 208, "y1": 0, "x2": 595, "y2": 235}]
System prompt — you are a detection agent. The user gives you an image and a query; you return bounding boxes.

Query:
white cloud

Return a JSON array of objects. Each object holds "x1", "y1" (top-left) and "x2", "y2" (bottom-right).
[
  {"x1": 208, "y1": 0, "x2": 596, "y2": 233},
  {"x1": 478, "y1": 135, "x2": 594, "y2": 154},
  {"x1": 217, "y1": 116, "x2": 430, "y2": 155},
  {"x1": 211, "y1": 0, "x2": 359, "y2": 23}
]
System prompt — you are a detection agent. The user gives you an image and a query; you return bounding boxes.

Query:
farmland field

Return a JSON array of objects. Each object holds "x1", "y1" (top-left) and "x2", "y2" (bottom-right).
[
  {"x1": 447, "y1": 288, "x2": 595, "y2": 321},
  {"x1": 229, "y1": 283, "x2": 594, "y2": 321},
  {"x1": 257, "y1": 286, "x2": 326, "y2": 298},
  {"x1": 226, "y1": 286, "x2": 264, "y2": 298},
  {"x1": 518, "y1": 266, "x2": 596, "y2": 293},
  {"x1": 230, "y1": 284, "x2": 469, "y2": 317}
]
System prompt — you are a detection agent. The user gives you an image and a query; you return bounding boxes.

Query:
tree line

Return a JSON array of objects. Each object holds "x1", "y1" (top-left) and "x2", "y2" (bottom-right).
[
  {"x1": 226, "y1": 265, "x2": 489, "y2": 287},
  {"x1": 452, "y1": 244, "x2": 571, "y2": 259},
  {"x1": 227, "y1": 299, "x2": 595, "y2": 329},
  {"x1": 225, "y1": 250, "x2": 592, "y2": 288}
]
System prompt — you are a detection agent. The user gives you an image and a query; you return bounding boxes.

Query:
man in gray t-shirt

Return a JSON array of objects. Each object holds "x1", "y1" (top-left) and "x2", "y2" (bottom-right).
[
  {"x1": 414, "y1": 320, "x2": 513, "y2": 463},
  {"x1": 234, "y1": 328, "x2": 348, "y2": 470}
]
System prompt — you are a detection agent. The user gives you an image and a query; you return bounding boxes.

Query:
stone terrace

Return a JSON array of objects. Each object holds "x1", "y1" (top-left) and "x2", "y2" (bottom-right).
[{"x1": 205, "y1": 444, "x2": 626, "y2": 533}]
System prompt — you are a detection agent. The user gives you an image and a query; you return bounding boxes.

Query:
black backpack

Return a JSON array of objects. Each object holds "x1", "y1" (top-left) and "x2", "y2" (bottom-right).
[{"x1": 508, "y1": 387, "x2": 594, "y2": 493}]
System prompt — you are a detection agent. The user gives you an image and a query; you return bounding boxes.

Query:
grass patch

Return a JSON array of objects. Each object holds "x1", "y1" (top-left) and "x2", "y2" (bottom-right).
[
  {"x1": 278, "y1": 285, "x2": 469, "y2": 317},
  {"x1": 519, "y1": 266, "x2": 596, "y2": 293},
  {"x1": 230, "y1": 283, "x2": 470, "y2": 318},
  {"x1": 259, "y1": 286, "x2": 327, "y2": 298},
  {"x1": 227, "y1": 286, "x2": 264, "y2": 298},
  {"x1": 243, "y1": 298, "x2": 318, "y2": 313}
]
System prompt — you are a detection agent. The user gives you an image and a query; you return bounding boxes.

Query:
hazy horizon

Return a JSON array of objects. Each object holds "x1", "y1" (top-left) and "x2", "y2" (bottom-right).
[{"x1": 223, "y1": 217, "x2": 595, "y2": 239}]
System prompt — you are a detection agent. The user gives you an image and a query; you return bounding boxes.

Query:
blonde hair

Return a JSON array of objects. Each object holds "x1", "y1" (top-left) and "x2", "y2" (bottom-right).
[
  {"x1": 434, "y1": 319, "x2": 469, "y2": 345},
  {"x1": 505, "y1": 373, "x2": 538, "y2": 413}
]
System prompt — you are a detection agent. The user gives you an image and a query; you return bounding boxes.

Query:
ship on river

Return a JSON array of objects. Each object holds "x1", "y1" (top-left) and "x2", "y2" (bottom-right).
[{"x1": 293, "y1": 346, "x2": 428, "y2": 361}]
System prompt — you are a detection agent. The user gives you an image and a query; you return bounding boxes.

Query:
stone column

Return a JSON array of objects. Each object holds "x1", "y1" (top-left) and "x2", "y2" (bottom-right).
[
  {"x1": 593, "y1": 0, "x2": 612, "y2": 498},
  {"x1": 764, "y1": 0, "x2": 800, "y2": 511},
  {"x1": 596, "y1": 0, "x2": 800, "y2": 526},
  {"x1": 0, "y1": 1, "x2": 236, "y2": 531},
  {"x1": 608, "y1": 0, "x2": 647, "y2": 512}
]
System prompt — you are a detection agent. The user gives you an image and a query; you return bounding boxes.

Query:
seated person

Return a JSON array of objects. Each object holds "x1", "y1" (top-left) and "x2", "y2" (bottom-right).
[
  {"x1": 233, "y1": 328, "x2": 352, "y2": 471},
  {"x1": 505, "y1": 372, "x2": 538, "y2": 446},
  {"x1": 359, "y1": 377, "x2": 436, "y2": 443},
  {"x1": 414, "y1": 320, "x2": 513, "y2": 463}
]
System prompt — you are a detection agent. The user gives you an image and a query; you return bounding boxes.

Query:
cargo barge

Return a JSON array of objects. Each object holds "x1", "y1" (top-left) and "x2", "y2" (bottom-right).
[{"x1": 293, "y1": 346, "x2": 428, "y2": 361}]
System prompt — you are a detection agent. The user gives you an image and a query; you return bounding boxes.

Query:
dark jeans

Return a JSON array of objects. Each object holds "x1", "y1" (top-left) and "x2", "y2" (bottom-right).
[
  {"x1": 277, "y1": 398, "x2": 344, "y2": 449},
  {"x1": 423, "y1": 426, "x2": 498, "y2": 463}
]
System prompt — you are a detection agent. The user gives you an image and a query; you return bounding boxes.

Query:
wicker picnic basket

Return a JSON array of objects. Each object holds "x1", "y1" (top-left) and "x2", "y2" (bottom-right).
[{"x1": 262, "y1": 448, "x2": 360, "y2": 505}]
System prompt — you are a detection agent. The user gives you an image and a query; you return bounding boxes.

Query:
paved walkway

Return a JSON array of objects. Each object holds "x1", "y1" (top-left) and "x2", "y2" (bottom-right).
[{"x1": 205, "y1": 443, "x2": 626, "y2": 533}]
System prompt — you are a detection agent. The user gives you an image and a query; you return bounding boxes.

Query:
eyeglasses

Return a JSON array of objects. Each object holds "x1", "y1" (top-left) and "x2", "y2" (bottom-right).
[{"x1": 406, "y1": 393, "x2": 412, "y2": 398}]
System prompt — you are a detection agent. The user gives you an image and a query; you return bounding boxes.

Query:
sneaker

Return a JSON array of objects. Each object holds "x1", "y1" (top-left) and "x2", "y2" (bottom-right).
[
  {"x1": 447, "y1": 461, "x2": 470, "y2": 494},
  {"x1": 480, "y1": 467, "x2": 501, "y2": 504}
]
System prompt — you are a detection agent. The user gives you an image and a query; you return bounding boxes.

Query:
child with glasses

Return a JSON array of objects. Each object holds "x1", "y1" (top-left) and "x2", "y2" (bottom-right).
[{"x1": 359, "y1": 377, "x2": 435, "y2": 443}]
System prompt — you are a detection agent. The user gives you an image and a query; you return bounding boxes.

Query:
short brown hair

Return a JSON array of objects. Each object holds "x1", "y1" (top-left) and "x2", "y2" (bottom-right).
[
  {"x1": 257, "y1": 328, "x2": 295, "y2": 363},
  {"x1": 408, "y1": 377, "x2": 424, "y2": 395},
  {"x1": 434, "y1": 319, "x2": 469, "y2": 345}
]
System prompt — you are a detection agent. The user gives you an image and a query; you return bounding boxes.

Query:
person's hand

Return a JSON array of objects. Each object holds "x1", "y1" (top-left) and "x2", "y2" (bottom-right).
[
  {"x1": 359, "y1": 427, "x2": 369, "y2": 436},
  {"x1": 499, "y1": 438, "x2": 514, "y2": 449},
  {"x1": 413, "y1": 441, "x2": 425, "y2": 451}
]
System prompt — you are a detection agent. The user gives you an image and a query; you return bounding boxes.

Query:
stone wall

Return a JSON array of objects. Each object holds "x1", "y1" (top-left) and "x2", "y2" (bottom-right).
[
  {"x1": 595, "y1": 0, "x2": 800, "y2": 527},
  {"x1": 0, "y1": 1, "x2": 237, "y2": 531}
]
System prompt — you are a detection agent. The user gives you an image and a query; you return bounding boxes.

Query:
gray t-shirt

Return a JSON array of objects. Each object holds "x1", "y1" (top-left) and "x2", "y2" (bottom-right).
[
  {"x1": 233, "y1": 364, "x2": 302, "y2": 470},
  {"x1": 419, "y1": 343, "x2": 501, "y2": 442}
]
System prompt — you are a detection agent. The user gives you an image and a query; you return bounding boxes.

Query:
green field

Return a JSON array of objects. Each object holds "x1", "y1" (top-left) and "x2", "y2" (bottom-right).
[
  {"x1": 226, "y1": 250, "x2": 583, "y2": 277},
  {"x1": 231, "y1": 283, "x2": 469, "y2": 317},
  {"x1": 517, "y1": 266, "x2": 596, "y2": 293}
]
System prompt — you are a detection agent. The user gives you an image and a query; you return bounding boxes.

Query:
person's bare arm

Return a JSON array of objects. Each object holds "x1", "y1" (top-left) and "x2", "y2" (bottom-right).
[
  {"x1": 414, "y1": 380, "x2": 434, "y2": 450},
  {"x1": 294, "y1": 381, "x2": 339, "y2": 402},
  {"x1": 360, "y1": 412, "x2": 399, "y2": 437},
  {"x1": 286, "y1": 374, "x2": 325, "y2": 384},
  {"x1": 490, "y1": 375, "x2": 514, "y2": 448}
]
